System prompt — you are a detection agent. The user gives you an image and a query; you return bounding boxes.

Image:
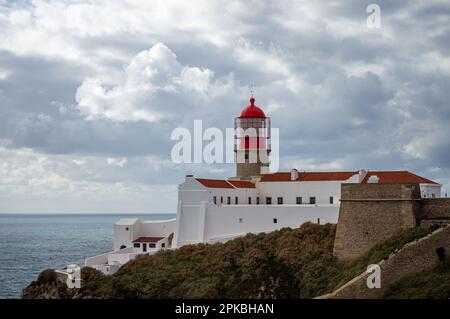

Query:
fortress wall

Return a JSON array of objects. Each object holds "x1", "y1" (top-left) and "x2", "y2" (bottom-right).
[
  {"x1": 333, "y1": 184, "x2": 421, "y2": 261},
  {"x1": 420, "y1": 198, "x2": 450, "y2": 220},
  {"x1": 340, "y1": 183, "x2": 421, "y2": 200},
  {"x1": 320, "y1": 225, "x2": 450, "y2": 299}
]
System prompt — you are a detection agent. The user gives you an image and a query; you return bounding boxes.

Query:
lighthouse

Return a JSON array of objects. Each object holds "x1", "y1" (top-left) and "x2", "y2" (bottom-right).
[
  {"x1": 234, "y1": 97, "x2": 271, "y2": 179},
  {"x1": 87, "y1": 94, "x2": 443, "y2": 273}
]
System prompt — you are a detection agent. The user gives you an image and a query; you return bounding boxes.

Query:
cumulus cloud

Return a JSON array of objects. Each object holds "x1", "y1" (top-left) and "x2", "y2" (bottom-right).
[{"x1": 75, "y1": 43, "x2": 220, "y2": 122}]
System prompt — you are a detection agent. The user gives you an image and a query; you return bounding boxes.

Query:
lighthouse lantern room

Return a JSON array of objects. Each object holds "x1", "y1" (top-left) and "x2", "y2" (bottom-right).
[{"x1": 234, "y1": 97, "x2": 271, "y2": 179}]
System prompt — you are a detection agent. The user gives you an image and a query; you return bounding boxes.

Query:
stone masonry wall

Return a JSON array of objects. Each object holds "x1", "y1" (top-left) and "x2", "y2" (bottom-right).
[
  {"x1": 420, "y1": 198, "x2": 450, "y2": 220},
  {"x1": 319, "y1": 224, "x2": 450, "y2": 299},
  {"x1": 236, "y1": 162, "x2": 262, "y2": 178},
  {"x1": 333, "y1": 184, "x2": 421, "y2": 261},
  {"x1": 235, "y1": 149, "x2": 269, "y2": 177}
]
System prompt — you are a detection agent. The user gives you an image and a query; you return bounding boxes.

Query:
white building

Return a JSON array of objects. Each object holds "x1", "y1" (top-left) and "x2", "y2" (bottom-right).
[{"x1": 86, "y1": 98, "x2": 441, "y2": 274}]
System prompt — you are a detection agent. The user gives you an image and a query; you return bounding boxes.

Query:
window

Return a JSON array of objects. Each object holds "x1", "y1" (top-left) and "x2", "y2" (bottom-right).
[
  {"x1": 248, "y1": 197, "x2": 252, "y2": 204},
  {"x1": 125, "y1": 227, "x2": 129, "y2": 231},
  {"x1": 133, "y1": 243, "x2": 140, "y2": 248},
  {"x1": 221, "y1": 196, "x2": 223, "y2": 204},
  {"x1": 296, "y1": 197, "x2": 302, "y2": 205},
  {"x1": 273, "y1": 218, "x2": 278, "y2": 224},
  {"x1": 227, "y1": 196, "x2": 231, "y2": 205},
  {"x1": 238, "y1": 218, "x2": 243, "y2": 223},
  {"x1": 149, "y1": 243, "x2": 156, "y2": 248},
  {"x1": 329, "y1": 196, "x2": 334, "y2": 204},
  {"x1": 245, "y1": 153, "x2": 249, "y2": 160},
  {"x1": 235, "y1": 196, "x2": 238, "y2": 204},
  {"x1": 310, "y1": 197, "x2": 316, "y2": 204},
  {"x1": 256, "y1": 197, "x2": 260, "y2": 205},
  {"x1": 432, "y1": 194, "x2": 436, "y2": 198},
  {"x1": 266, "y1": 197, "x2": 272, "y2": 205},
  {"x1": 213, "y1": 196, "x2": 217, "y2": 205},
  {"x1": 277, "y1": 197, "x2": 283, "y2": 205},
  {"x1": 161, "y1": 243, "x2": 165, "y2": 248}
]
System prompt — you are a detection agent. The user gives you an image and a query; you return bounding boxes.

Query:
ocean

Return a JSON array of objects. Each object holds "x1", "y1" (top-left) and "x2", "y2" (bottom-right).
[{"x1": 0, "y1": 213, "x2": 175, "y2": 299}]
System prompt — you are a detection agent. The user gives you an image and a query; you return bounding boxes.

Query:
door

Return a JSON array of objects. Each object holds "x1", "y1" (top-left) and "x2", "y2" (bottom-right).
[{"x1": 143, "y1": 243, "x2": 147, "y2": 252}]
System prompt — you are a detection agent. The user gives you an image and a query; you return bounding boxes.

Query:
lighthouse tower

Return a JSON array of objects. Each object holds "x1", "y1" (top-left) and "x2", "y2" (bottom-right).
[{"x1": 234, "y1": 97, "x2": 271, "y2": 179}]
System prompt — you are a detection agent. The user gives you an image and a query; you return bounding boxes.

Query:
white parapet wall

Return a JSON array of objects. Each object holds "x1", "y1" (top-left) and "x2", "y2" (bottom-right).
[
  {"x1": 205, "y1": 203, "x2": 338, "y2": 239},
  {"x1": 85, "y1": 251, "x2": 112, "y2": 267},
  {"x1": 85, "y1": 247, "x2": 135, "y2": 267},
  {"x1": 175, "y1": 201, "x2": 339, "y2": 247},
  {"x1": 420, "y1": 183, "x2": 442, "y2": 198},
  {"x1": 107, "y1": 249, "x2": 142, "y2": 265},
  {"x1": 85, "y1": 247, "x2": 163, "y2": 275},
  {"x1": 93, "y1": 264, "x2": 120, "y2": 275}
]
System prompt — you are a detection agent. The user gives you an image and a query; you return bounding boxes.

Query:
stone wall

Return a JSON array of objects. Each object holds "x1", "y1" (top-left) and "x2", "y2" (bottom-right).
[
  {"x1": 236, "y1": 162, "x2": 263, "y2": 178},
  {"x1": 420, "y1": 198, "x2": 450, "y2": 220},
  {"x1": 319, "y1": 224, "x2": 450, "y2": 299},
  {"x1": 235, "y1": 149, "x2": 269, "y2": 177},
  {"x1": 334, "y1": 184, "x2": 422, "y2": 261}
]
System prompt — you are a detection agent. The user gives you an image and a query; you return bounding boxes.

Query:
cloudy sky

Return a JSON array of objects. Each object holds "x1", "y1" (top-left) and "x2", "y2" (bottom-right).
[{"x1": 0, "y1": 0, "x2": 449, "y2": 214}]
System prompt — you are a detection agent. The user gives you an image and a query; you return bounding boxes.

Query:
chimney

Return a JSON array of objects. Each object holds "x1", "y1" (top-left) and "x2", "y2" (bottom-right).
[
  {"x1": 260, "y1": 166, "x2": 269, "y2": 175},
  {"x1": 358, "y1": 169, "x2": 368, "y2": 182},
  {"x1": 185, "y1": 174, "x2": 194, "y2": 182},
  {"x1": 291, "y1": 168, "x2": 299, "y2": 181}
]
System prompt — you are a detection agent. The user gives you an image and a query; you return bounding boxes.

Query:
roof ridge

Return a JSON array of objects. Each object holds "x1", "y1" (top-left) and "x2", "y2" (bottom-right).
[
  {"x1": 407, "y1": 171, "x2": 440, "y2": 185},
  {"x1": 196, "y1": 178, "x2": 236, "y2": 189},
  {"x1": 225, "y1": 180, "x2": 236, "y2": 188}
]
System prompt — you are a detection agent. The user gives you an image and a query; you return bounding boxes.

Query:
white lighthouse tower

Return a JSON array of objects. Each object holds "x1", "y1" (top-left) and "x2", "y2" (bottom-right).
[{"x1": 234, "y1": 97, "x2": 271, "y2": 179}]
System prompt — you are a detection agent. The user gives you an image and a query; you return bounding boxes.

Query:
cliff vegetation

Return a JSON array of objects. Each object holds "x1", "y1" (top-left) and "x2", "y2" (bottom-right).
[{"x1": 22, "y1": 223, "x2": 439, "y2": 299}]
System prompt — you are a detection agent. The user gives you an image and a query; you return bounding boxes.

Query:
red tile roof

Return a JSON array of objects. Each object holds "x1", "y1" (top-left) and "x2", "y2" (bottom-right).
[
  {"x1": 196, "y1": 178, "x2": 235, "y2": 188},
  {"x1": 133, "y1": 237, "x2": 164, "y2": 243},
  {"x1": 362, "y1": 171, "x2": 439, "y2": 185},
  {"x1": 195, "y1": 171, "x2": 439, "y2": 186},
  {"x1": 196, "y1": 178, "x2": 256, "y2": 189},
  {"x1": 260, "y1": 171, "x2": 358, "y2": 182},
  {"x1": 259, "y1": 172, "x2": 292, "y2": 181},
  {"x1": 228, "y1": 180, "x2": 256, "y2": 188},
  {"x1": 300, "y1": 171, "x2": 358, "y2": 181}
]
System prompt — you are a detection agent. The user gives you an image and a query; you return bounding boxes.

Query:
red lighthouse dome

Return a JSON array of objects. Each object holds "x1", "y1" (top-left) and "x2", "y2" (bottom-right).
[
  {"x1": 239, "y1": 98, "x2": 266, "y2": 118},
  {"x1": 234, "y1": 96, "x2": 271, "y2": 152}
]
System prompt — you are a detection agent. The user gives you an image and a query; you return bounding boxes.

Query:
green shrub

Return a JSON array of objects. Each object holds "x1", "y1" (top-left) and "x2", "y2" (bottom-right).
[
  {"x1": 37, "y1": 269, "x2": 57, "y2": 284},
  {"x1": 384, "y1": 257, "x2": 450, "y2": 299}
]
